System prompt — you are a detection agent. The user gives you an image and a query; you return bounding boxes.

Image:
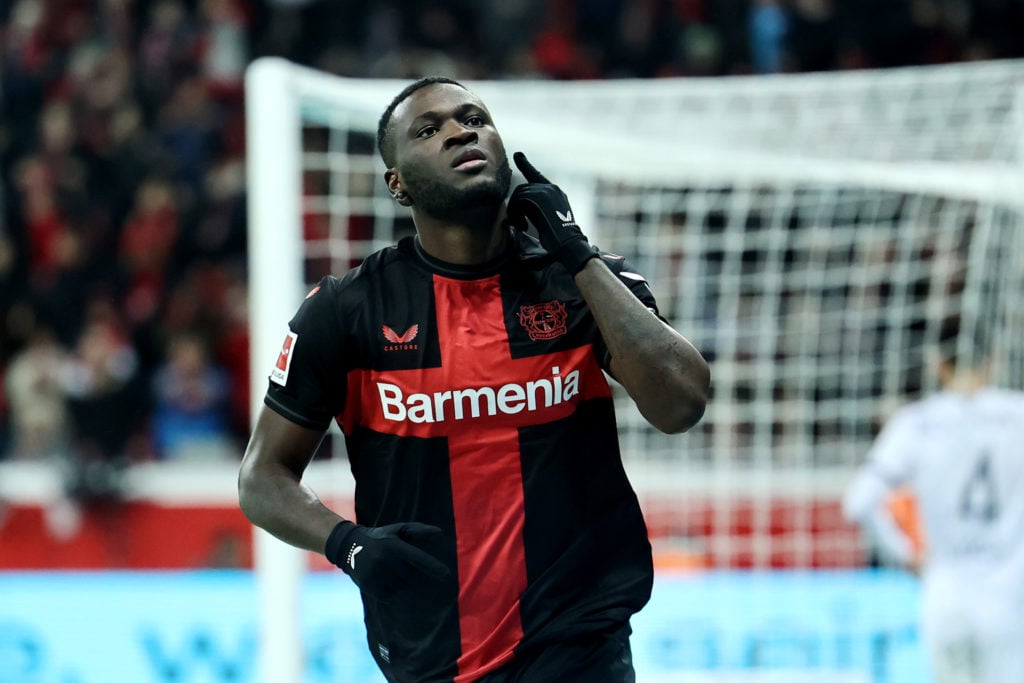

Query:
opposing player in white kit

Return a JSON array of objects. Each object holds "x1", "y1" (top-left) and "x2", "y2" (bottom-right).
[{"x1": 843, "y1": 320, "x2": 1024, "y2": 683}]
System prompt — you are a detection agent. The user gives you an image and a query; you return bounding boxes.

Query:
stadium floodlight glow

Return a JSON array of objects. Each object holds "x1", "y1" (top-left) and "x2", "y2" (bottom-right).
[{"x1": 246, "y1": 57, "x2": 1024, "y2": 682}]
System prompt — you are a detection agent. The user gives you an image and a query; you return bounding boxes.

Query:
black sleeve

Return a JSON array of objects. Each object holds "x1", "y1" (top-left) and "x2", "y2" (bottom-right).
[
  {"x1": 263, "y1": 277, "x2": 349, "y2": 431},
  {"x1": 590, "y1": 252, "x2": 664, "y2": 373}
]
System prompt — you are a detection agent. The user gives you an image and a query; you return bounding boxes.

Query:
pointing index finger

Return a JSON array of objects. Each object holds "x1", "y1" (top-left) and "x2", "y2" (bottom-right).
[{"x1": 513, "y1": 152, "x2": 551, "y2": 184}]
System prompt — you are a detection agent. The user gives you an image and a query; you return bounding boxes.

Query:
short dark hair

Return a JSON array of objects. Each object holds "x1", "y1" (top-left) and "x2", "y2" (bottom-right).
[
  {"x1": 937, "y1": 314, "x2": 988, "y2": 369},
  {"x1": 376, "y1": 77, "x2": 466, "y2": 167}
]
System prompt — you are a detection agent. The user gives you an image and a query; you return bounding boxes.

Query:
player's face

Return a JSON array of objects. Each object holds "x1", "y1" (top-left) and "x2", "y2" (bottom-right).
[{"x1": 390, "y1": 83, "x2": 511, "y2": 221}]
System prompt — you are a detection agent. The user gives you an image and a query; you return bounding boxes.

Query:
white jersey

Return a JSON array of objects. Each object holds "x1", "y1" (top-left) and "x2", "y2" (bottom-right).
[
  {"x1": 846, "y1": 387, "x2": 1024, "y2": 578},
  {"x1": 844, "y1": 388, "x2": 1024, "y2": 683}
]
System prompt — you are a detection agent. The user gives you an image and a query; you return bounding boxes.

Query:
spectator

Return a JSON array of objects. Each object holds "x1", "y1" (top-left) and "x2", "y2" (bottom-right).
[
  {"x1": 151, "y1": 331, "x2": 233, "y2": 461},
  {"x1": 118, "y1": 177, "x2": 179, "y2": 327},
  {"x1": 4, "y1": 321, "x2": 70, "y2": 460},
  {"x1": 750, "y1": 0, "x2": 788, "y2": 73},
  {"x1": 1, "y1": 0, "x2": 1023, "y2": 461},
  {"x1": 196, "y1": 0, "x2": 250, "y2": 99},
  {"x1": 62, "y1": 310, "x2": 144, "y2": 500}
]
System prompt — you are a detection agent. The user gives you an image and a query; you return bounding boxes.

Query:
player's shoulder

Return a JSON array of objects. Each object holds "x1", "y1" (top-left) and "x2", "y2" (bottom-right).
[
  {"x1": 885, "y1": 395, "x2": 948, "y2": 433},
  {"x1": 288, "y1": 245, "x2": 409, "y2": 327},
  {"x1": 895, "y1": 388, "x2": 1024, "y2": 429},
  {"x1": 977, "y1": 387, "x2": 1024, "y2": 418},
  {"x1": 901, "y1": 392, "x2": 961, "y2": 419},
  {"x1": 300, "y1": 272, "x2": 356, "y2": 311},
  {"x1": 330, "y1": 241, "x2": 411, "y2": 294},
  {"x1": 981, "y1": 386, "x2": 1024, "y2": 405}
]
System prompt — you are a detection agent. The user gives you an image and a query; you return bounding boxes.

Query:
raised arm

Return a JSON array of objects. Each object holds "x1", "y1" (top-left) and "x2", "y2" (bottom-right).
[
  {"x1": 574, "y1": 259, "x2": 709, "y2": 433},
  {"x1": 507, "y1": 152, "x2": 710, "y2": 434}
]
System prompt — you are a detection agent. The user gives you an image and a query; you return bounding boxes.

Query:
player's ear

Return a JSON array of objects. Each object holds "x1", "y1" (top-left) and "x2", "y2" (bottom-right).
[{"x1": 385, "y1": 169, "x2": 413, "y2": 206}]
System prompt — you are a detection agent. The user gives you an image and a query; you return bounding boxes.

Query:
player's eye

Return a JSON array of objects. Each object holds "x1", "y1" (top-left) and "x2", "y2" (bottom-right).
[
  {"x1": 416, "y1": 125, "x2": 438, "y2": 139},
  {"x1": 465, "y1": 115, "x2": 485, "y2": 127}
]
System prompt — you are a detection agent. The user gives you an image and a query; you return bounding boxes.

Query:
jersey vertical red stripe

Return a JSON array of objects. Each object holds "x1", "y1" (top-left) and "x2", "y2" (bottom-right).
[
  {"x1": 266, "y1": 235, "x2": 657, "y2": 682},
  {"x1": 433, "y1": 273, "x2": 527, "y2": 680}
]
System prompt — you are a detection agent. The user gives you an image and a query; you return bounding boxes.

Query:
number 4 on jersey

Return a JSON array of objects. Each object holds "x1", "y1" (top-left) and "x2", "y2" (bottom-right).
[{"x1": 960, "y1": 450, "x2": 999, "y2": 523}]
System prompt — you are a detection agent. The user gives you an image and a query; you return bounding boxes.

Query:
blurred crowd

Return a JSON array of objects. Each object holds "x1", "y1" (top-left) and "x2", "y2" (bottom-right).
[{"x1": 1, "y1": 0, "x2": 1023, "y2": 500}]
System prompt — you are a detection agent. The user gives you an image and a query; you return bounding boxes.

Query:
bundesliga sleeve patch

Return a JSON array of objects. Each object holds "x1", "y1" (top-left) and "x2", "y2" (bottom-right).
[{"x1": 270, "y1": 331, "x2": 298, "y2": 386}]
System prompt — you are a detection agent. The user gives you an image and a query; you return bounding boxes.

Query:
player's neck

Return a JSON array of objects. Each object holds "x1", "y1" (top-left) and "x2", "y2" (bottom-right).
[
  {"x1": 414, "y1": 215, "x2": 509, "y2": 266},
  {"x1": 941, "y1": 371, "x2": 989, "y2": 395}
]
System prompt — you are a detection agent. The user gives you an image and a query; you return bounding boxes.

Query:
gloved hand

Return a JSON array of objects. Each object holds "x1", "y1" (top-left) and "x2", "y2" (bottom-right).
[
  {"x1": 507, "y1": 152, "x2": 599, "y2": 276},
  {"x1": 325, "y1": 520, "x2": 450, "y2": 601}
]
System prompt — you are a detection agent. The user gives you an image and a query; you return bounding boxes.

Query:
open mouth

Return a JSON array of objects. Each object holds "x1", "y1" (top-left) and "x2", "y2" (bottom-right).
[{"x1": 452, "y1": 149, "x2": 487, "y2": 171}]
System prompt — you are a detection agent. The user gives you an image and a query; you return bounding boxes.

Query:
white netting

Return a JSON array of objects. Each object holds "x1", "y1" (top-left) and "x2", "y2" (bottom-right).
[{"x1": 259, "y1": 59, "x2": 1024, "y2": 570}]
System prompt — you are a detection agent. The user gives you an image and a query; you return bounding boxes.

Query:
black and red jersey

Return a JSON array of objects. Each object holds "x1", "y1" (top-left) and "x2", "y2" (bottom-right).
[{"x1": 265, "y1": 230, "x2": 656, "y2": 683}]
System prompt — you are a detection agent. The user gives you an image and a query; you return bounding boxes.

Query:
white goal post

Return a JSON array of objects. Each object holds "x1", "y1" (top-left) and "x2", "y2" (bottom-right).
[{"x1": 245, "y1": 57, "x2": 1024, "y2": 681}]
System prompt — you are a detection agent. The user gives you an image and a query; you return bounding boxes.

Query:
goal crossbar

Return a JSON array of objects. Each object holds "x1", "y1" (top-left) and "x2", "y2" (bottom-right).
[{"x1": 245, "y1": 57, "x2": 1024, "y2": 682}]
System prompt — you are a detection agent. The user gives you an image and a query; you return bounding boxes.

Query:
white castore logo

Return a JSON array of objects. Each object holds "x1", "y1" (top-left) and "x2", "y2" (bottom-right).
[
  {"x1": 556, "y1": 209, "x2": 573, "y2": 224},
  {"x1": 348, "y1": 544, "x2": 363, "y2": 569},
  {"x1": 377, "y1": 366, "x2": 581, "y2": 424}
]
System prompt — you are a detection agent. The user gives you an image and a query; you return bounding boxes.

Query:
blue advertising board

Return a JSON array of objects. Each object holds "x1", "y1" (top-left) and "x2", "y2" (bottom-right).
[{"x1": 0, "y1": 570, "x2": 927, "y2": 682}]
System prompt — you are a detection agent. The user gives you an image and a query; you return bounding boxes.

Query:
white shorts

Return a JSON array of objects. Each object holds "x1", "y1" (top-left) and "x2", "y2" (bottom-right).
[{"x1": 921, "y1": 571, "x2": 1024, "y2": 683}]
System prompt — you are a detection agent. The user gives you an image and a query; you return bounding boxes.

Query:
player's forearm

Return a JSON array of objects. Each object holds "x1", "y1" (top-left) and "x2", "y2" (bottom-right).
[
  {"x1": 238, "y1": 457, "x2": 343, "y2": 555},
  {"x1": 866, "y1": 511, "x2": 916, "y2": 567},
  {"x1": 843, "y1": 470, "x2": 916, "y2": 567},
  {"x1": 574, "y1": 258, "x2": 710, "y2": 433}
]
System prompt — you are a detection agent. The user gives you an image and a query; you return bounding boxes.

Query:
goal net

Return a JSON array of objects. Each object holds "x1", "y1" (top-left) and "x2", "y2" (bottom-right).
[{"x1": 245, "y1": 58, "x2": 1024, "y2": 677}]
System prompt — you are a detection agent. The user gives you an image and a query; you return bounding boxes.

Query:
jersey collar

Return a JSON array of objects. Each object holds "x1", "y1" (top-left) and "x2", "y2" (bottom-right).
[{"x1": 406, "y1": 226, "x2": 548, "y2": 279}]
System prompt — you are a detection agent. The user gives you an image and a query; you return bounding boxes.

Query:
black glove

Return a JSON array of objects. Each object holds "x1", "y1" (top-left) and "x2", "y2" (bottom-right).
[
  {"x1": 507, "y1": 152, "x2": 599, "y2": 276},
  {"x1": 325, "y1": 520, "x2": 450, "y2": 601}
]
